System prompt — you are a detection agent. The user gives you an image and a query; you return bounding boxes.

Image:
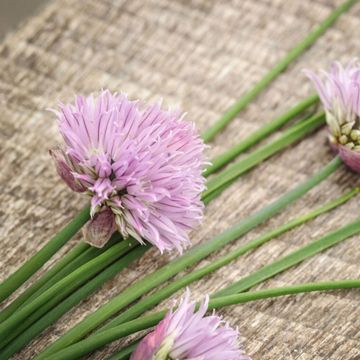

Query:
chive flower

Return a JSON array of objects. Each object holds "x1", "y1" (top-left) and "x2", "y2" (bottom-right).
[
  {"x1": 131, "y1": 290, "x2": 251, "y2": 360},
  {"x1": 304, "y1": 60, "x2": 360, "y2": 172},
  {"x1": 50, "y1": 90, "x2": 206, "y2": 252}
]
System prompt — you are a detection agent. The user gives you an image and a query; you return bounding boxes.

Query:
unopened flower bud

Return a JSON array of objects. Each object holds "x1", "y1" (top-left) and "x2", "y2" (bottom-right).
[
  {"x1": 341, "y1": 122, "x2": 354, "y2": 136},
  {"x1": 339, "y1": 135, "x2": 348, "y2": 145},
  {"x1": 350, "y1": 129, "x2": 360, "y2": 141},
  {"x1": 305, "y1": 60, "x2": 360, "y2": 172}
]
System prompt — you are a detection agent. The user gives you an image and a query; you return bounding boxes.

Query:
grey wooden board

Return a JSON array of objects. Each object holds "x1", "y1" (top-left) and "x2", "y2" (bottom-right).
[{"x1": 0, "y1": 0, "x2": 360, "y2": 358}]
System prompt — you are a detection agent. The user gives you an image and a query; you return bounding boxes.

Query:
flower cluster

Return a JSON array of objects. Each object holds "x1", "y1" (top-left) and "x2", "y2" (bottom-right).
[
  {"x1": 51, "y1": 90, "x2": 206, "y2": 252},
  {"x1": 304, "y1": 60, "x2": 360, "y2": 172},
  {"x1": 131, "y1": 291, "x2": 251, "y2": 360}
]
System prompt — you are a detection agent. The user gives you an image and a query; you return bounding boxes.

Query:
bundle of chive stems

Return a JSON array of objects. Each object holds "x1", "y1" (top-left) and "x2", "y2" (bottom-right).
[{"x1": 0, "y1": 0, "x2": 359, "y2": 359}]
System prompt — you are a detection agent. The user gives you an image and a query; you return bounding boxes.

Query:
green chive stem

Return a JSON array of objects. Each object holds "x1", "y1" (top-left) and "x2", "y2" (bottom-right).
[
  {"x1": 0, "y1": 205, "x2": 91, "y2": 304},
  {"x1": 203, "y1": 112, "x2": 325, "y2": 200},
  {"x1": 0, "y1": 242, "x2": 89, "y2": 323},
  {"x1": 0, "y1": 237, "x2": 129, "y2": 350},
  {"x1": 0, "y1": 237, "x2": 139, "y2": 342},
  {"x1": 204, "y1": 94, "x2": 319, "y2": 176},
  {"x1": 0, "y1": 247, "x2": 149, "y2": 360},
  {"x1": 106, "y1": 342, "x2": 138, "y2": 360},
  {"x1": 214, "y1": 216, "x2": 360, "y2": 297},
  {"x1": 202, "y1": 0, "x2": 357, "y2": 142}
]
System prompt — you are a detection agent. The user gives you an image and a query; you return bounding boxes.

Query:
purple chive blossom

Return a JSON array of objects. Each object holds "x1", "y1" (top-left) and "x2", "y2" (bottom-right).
[
  {"x1": 50, "y1": 90, "x2": 206, "y2": 252},
  {"x1": 131, "y1": 290, "x2": 251, "y2": 360},
  {"x1": 304, "y1": 60, "x2": 360, "y2": 172}
]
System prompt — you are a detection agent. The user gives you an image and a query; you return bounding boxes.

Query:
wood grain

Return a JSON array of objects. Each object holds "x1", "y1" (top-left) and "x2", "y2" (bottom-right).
[{"x1": 0, "y1": 0, "x2": 360, "y2": 359}]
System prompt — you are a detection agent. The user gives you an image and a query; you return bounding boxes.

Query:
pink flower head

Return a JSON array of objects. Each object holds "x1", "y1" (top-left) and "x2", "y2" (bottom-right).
[
  {"x1": 51, "y1": 90, "x2": 206, "y2": 252},
  {"x1": 304, "y1": 60, "x2": 360, "y2": 172},
  {"x1": 131, "y1": 290, "x2": 251, "y2": 360}
]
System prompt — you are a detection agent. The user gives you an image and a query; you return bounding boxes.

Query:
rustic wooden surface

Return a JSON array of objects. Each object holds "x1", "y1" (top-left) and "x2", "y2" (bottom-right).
[{"x1": 1, "y1": 0, "x2": 360, "y2": 359}]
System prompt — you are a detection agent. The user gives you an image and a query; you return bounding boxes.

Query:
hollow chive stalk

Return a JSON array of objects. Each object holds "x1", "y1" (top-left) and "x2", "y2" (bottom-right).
[
  {"x1": 0, "y1": 204, "x2": 91, "y2": 304},
  {"x1": 204, "y1": 94, "x2": 319, "y2": 176},
  {"x1": 0, "y1": 237, "x2": 139, "y2": 342},
  {"x1": 203, "y1": 111, "x2": 325, "y2": 204},
  {"x1": 0, "y1": 245, "x2": 96, "y2": 323},
  {"x1": 0, "y1": 246, "x2": 149, "y2": 360},
  {"x1": 202, "y1": 0, "x2": 357, "y2": 142},
  {"x1": 34, "y1": 157, "x2": 342, "y2": 358},
  {"x1": 107, "y1": 342, "x2": 138, "y2": 360},
  {"x1": 202, "y1": 109, "x2": 323, "y2": 205},
  {"x1": 0, "y1": 242, "x2": 89, "y2": 323},
  {"x1": 23, "y1": 246, "x2": 104, "y2": 305},
  {"x1": 203, "y1": 112, "x2": 325, "y2": 201},
  {"x1": 91, "y1": 188, "x2": 358, "y2": 332},
  {"x1": 38, "y1": 279, "x2": 360, "y2": 360},
  {"x1": 0, "y1": 235, "x2": 123, "y2": 324},
  {"x1": 0, "y1": 237, "x2": 128, "y2": 350},
  {"x1": 213, "y1": 216, "x2": 360, "y2": 297}
]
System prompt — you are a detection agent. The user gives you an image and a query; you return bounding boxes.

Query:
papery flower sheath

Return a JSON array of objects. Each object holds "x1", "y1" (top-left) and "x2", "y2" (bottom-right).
[
  {"x1": 304, "y1": 60, "x2": 360, "y2": 172},
  {"x1": 50, "y1": 90, "x2": 206, "y2": 252},
  {"x1": 130, "y1": 290, "x2": 251, "y2": 360}
]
